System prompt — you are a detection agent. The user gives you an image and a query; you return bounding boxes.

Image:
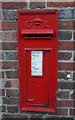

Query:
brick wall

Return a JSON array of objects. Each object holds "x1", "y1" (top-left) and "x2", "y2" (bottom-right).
[{"x1": 1, "y1": 1, "x2": 75, "y2": 120}]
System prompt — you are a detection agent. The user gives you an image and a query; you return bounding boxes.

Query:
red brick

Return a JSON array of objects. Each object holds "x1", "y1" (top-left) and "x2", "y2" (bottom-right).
[
  {"x1": 6, "y1": 89, "x2": 19, "y2": 97},
  {"x1": 30, "y1": 0, "x2": 45, "y2": 8},
  {"x1": 7, "y1": 106, "x2": 19, "y2": 113},
  {"x1": 2, "y1": 21, "x2": 17, "y2": 30},
  {"x1": 47, "y1": 2, "x2": 74, "y2": 7},
  {"x1": 2, "y1": 61, "x2": 18, "y2": 69},
  {"x1": 57, "y1": 72, "x2": 71, "y2": 80},
  {"x1": 5, "y1": 80, "x2": 18, "y2": 88},
  {"x1": 57, "y1": 108, "x2": 68, "y2": 115},
  {"x1": 0, "y1": 32, "x2": 2, "y2": 40},
  {"x1": 71, "y1": 92, "x2": 75, "y2": 99},
  {"x1": 3, "y1": 97, "x2": 19, "y2": 105},
  {"x1": 70, "y1": 109, "x2": 75, "y2": 115},
  {"x1": 4, "y1": 32, "x2": 17, "y2": 41},
  {"x1": 59, "y1": 20, "x2": 73, "y2": 30},
  {"x1": 2, "y1": 2, "x2": 27, "y2": 9},
  {"x1": 58, "y1": 41, "x2": 74, "y2": 50},
  {"x1": 57, "y1": 82, "x2": 73, "y2": 89},
  {"x1": 6, "y1": 71, "x2": 18, "y2": 78},
  {"x1": 58, "y1": 62, "x2": 74, "y2": 70},
  {"x1": 58, "y1": 52, "x2": 72, "y2": 60},
  {"x1": 2, "y1": 42, "x2": 18, "y2": 50},
  {"x1": 57, "y1": 100, "x2": 73, "y2": 107},
  {"x1": 57, "y1": 91, "x2": 69, "y2": 99}
]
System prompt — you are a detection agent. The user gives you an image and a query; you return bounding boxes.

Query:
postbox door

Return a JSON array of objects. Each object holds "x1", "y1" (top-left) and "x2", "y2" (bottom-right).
[{"x1": 26, "y1": 50, "x2": 50, "y2": 105}]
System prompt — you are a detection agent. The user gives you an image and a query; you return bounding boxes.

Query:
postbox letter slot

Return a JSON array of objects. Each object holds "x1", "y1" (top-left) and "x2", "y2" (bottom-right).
[{"x1": 21, "y1": 29, "x2": 54, "y2": 37}]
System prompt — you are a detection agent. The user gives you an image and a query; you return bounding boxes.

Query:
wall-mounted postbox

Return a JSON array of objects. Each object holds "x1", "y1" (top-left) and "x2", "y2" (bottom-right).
[{"x1": 18, "y1": 10, "x2": 58, "y2": 112}]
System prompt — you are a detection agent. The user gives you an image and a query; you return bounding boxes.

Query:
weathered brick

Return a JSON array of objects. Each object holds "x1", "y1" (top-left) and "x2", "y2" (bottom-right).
[
  {"x1": 5, "y1": 80, "x2": 18, "y2": 88},
  {"x1": 58, "y1": 20, "x2": 73, "y2": 30},
  {"x1": 3, "y1": 97, "x2": 19, "y2": 105},
  {"x1": 47, "y1": 2, "x2": 74, "y2": 7},
  {"x1": 2, "y1": 2, "x2": 27, "y2": 9},
  {"x1": 58, "y1": 41, "x2": 74, "y2": 50},
  {"x1": 0, "y1": 106, "x2": 6, "y2": 112},
  {"x1": 58, "y1": 52, "x2": 72, "y2": 60},
  {"x1": 0, "y1": 1, "x2": 2, "y2": 9},
  {"x1": 2, "y1": 89, "x2": 5, "y2": 96},
  {"x1": 57, "y1": 108, "x2": 68, "y2": 115},
  {"x1": 6, "y1": 89, "x2": 19, "y2": 97},
  {"x1": 0, "y1": 11, "x2": 1, "y2": 20},
  {"x1": 2, "y1": 61, "x2": 18, "y2": 69},
  {"x1": 73, "y1": 20, "x2": 75, "y2": 30},
  {"x1": 30, "y1": 118, "x2": 42, "y2": 120},
  {"x1": 71, "y1": 92, "x2": 75, "y2": 99},
  {"x1": 0, "y1": 52, "x2": 4, "y2": 60},
  {"x1": 57, "y1": 100, "x2": 73, "y2": 107},
  {"x1": 0, "y1": 22, "x2": 2, "y2": 30},
  {"x1": 59, "y1": 9, "x2": 74, "y2": 19},
  {"x1": 73, "y1": 100, "x2": 75, "y2": 107},
  {"x1": 6, "y1": 71, "x2": 18, "y2": 78},
  {"x1": 45, "y1": 117, "x2": 73, "y2": 120},
  {"x1": 3, "y1": 10, "x2": 17, "y2": 20},
  {"x1": 74, "y1": 32, "x2": 75, "y2": 40},
  {"x1": 14, "y1": 115, "x2": 28, "y2": 119},
  {"x1": 0, "y1": 71, "x2": 4, "y2": 78},
  {"x1": 2, "y1": 42, "x2": 18, "y2": 50},
  {"x1": 30, "y1": 0, "x2": 45, "y2": 8},
  {"x1": 2, "y1": 21, "x2": 17, "y2": 30},
  {"x1": 30, "y1": 114, "x2": 43, "y2": 119},
  {"x1": 73, "y1": 72, "x2": 75, "y2": 80},
  {"x1": 70, "y1": 109, "x2": 75, "y2": 115},
  {"x1": 57, "y1": 82, "x2": 73, "y2": 89},
  {"x1": 74, "y1": 52, "x2": 75, "y2": 61},
  {"x1": 58, "y1": 62, "x2": 74, "y2": 70},
  {"x1": 3, "y1": 32, "x2": 17, "y2": 41},
  {"x1": 0, "y1": 32, "x2": 2, "y2": 40},
  {"x1": 58, "y1": 72, "x2": 71, "y2": 80},
  {"x1": 0, "y1": 89, "x2": 5, "y2": 96},
  {"x1": 7, "y1": 106, "x2": 19, "y2": 113},
  {"x1": 57, "y1": 91, "x2": 69, "y2": 99},
  {"x1": 2, "y1": 114, "x2": 12, "y2": 118},
  {"x1": 2, "y1": 106, "x2": 6, "y2": 112},
  {"x1": 5, "y1": 52, "x2": 18, "y2": 60},
  {"x1": 58, "y1": 31, "x2": 72, "y2": 40}
]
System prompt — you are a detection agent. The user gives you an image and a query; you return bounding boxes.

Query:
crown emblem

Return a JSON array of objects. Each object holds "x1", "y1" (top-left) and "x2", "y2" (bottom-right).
[{"x1": 33, "y1": 18, "x2": 42, "y2": 25}]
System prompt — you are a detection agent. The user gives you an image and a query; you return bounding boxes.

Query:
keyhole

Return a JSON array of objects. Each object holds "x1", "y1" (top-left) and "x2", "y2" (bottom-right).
[{"x1": 33, "y1": 81, "x2": 34, "y2": 85}]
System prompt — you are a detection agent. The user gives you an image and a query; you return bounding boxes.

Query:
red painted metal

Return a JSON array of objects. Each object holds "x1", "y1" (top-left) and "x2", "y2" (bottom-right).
[{"x1": 18, "y1": 10, "x2": 58, "y2": 112}]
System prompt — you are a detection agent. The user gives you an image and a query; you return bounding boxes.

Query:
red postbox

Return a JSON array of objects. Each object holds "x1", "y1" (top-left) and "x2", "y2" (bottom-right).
[{"x1": 18, "y1": 10, "x2": 58, "y2": 112}]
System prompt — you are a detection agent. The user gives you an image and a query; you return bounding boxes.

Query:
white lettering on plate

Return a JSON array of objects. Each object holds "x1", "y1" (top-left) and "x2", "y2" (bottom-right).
[{"x1": 31, "y1": 51, "x2": 43, "y2": 76}]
